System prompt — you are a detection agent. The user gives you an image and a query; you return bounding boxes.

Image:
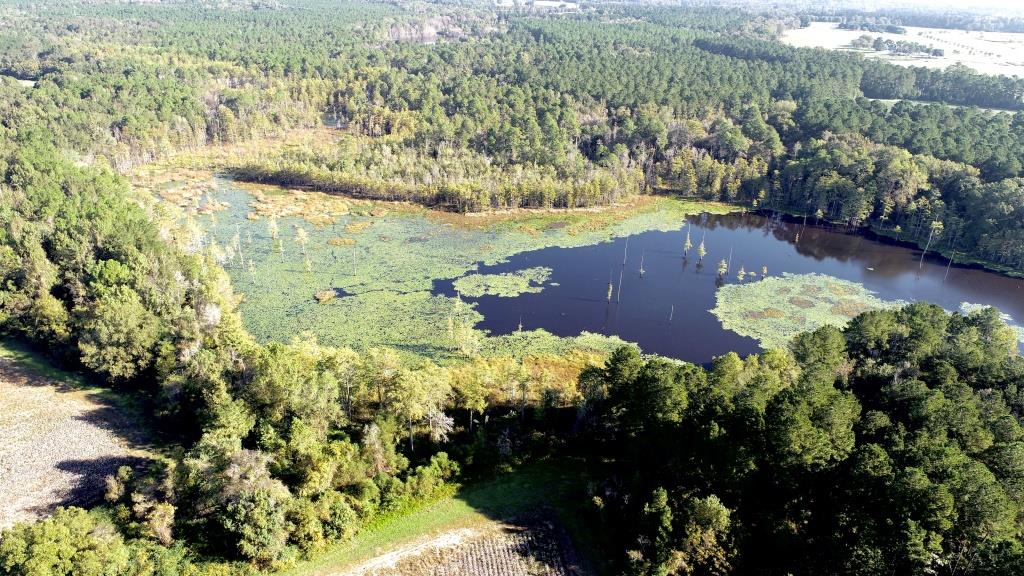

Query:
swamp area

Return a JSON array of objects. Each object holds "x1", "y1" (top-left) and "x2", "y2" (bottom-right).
[{"x1": 157, "y1": 176, "x2": 1024, "y2": 364}]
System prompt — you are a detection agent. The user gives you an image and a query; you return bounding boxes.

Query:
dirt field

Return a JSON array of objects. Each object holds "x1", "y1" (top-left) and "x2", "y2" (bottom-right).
[
  {"x1": 338, "y1": 521, "x2": 584, "y2": 576},
  {"x1": 782, "y1": 22, "x2": 1024, "y2": 77},
  {"x1": 0, "y1": 346, "x2": 150, "y2": 530}
]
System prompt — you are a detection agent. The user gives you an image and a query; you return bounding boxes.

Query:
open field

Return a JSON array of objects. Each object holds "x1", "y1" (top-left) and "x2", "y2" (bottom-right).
[
  {"x1": 285, "y1": 464, "x2": 599, "y2": 576},
  {"x1": 0, "y1": 341, "x2": 151, "y2": 530},
  {"x1": 782, "y1": 22, "x2": 1024, "y2": 77},
  {"x1": 866, "y1": 97, "x2": 1017, "y2": 113}
]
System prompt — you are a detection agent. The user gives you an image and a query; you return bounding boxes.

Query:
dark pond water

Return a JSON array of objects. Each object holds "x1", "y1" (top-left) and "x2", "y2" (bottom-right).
[{"x1": 434, "y1": 212, "x2": 1024, "y2": 363}]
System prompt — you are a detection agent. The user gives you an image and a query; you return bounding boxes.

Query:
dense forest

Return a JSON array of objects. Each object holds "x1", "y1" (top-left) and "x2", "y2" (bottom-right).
[
  {"x1": 804, "y1": 9, "x2": 1024, "y2": 33},
  {"x1": 579, "y1": 305, "x2": 1024, "y2": 575},
  {"x1": 1, "y1": 1, "x2": 1024, "y2": 575}
]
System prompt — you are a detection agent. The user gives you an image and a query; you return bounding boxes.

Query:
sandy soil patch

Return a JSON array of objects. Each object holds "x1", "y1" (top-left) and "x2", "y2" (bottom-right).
[{"x1": 0, "y1": 355, "x2": 150, "y2": 530}]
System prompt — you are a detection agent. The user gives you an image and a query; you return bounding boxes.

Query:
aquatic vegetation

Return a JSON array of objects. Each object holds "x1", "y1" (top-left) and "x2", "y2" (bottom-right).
[
  {"x1": 453, "y1": 267, "x2": 552, "y2": 298},
  {"x1": 345, "y1": 220, "x2": 373, "y2": 234},
  {"x1": 711, "y1": 273, "x2": 904, "y2": 350},
  {"x1": 181, "y1": 178, "x2": 734, "y2": 361}
]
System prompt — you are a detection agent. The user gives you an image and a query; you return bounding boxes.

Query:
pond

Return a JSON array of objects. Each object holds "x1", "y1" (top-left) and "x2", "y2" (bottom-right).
[
  {"x1": 435, "y1": 212, "x2": 1024, "y2": 364},
  {"x1": 190, "y1": 178, "x2": 1024, "y2": 364}
]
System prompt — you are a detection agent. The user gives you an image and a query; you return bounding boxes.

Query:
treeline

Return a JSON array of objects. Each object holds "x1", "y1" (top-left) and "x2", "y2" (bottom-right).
[
  {"x1": 579, "y1": 303, "x2": 1024, "y2": 575},
  {"x1": 860, "y1": 61, "x2": 1024, "y2": 111},
  {"x1": 808, "y1": 9, "x2": 1024, "y2": 33},
  {"x1": 0, "y1": 47, "x2": 334, "y2": 170},
  {"x1": 252, "y1": 94, "x2": 1024, "y2": 268},
  {"x1": 0, "y1": 1, "x2": 490, "y2": 170},
  {"x1": 3, "y1": 1, "x2": 1024, "y2": 176},
  {"x1": 851, "y1": 35, "x2": 944, "y2": 57},
  {"x1": 838, "y1": 21, "x2": 906, "y2": 34},
  {"x1": 231, "y1": 137, "x2": 643, "y2": 211},
  {"x1": 690, "y1": 35, "x2": 1023, "y2": 111},
  {"x1": 773, "y1": 133, "x2": 1024, "y2": 269},
  {"x1": 652, "y1": 131, "x2": 1024, "y2": 271}
]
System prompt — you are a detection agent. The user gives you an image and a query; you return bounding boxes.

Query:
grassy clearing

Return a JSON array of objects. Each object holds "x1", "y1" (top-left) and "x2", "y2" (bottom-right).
[
  {"x1": 283, "y1": 462, "x2": 600, "y2": 576},
  {"x1": 0, "y1": 340, "x2": 152, "y2": 432},
  {"x1": 710, "y1": 273, "x2": 904, "y2": 350},
  {"x1": 0, "y1": 340, "x2": 88, "y2": 388}
]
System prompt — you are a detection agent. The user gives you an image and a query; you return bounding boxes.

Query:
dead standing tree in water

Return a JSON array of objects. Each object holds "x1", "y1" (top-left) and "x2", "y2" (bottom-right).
[
  {"x1": 294, "y1": 225, "x2": 311, "y2": 272},
  {"x1": 268, "y1": 216, "x2": 281, "y2": 253},
  {"x1": 294, "y1": 225, "x2": 309, "y2": 255},
  {"x1": 920, "y1": 220, "x2": 944, "y2": 269}
]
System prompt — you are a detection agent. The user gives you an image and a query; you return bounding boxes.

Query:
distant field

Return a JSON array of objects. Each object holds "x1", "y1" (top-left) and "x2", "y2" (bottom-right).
[
  {"x1": 867, "y1": 97, "x2": 1016, "y2": 113},
  {"x1": 0, "y1": 341, "x2": 151, "y2": 530},
  {"x1": 782, "y1": 22, "x2": 1024, "y2": 77},
  {"x1": 0, "y1": 74, "x2": 34, "y2": 88}
]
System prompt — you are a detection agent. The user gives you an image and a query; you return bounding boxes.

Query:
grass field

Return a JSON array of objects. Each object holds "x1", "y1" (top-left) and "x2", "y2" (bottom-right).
[
  {"x1": 0, "y1": 340, "x2": 152, "y2": 530},
  {"x1": 283, "y1": 463, "x2": 601, "y2": 576},
  {"x1": 782, "y1": 22, "x2": 1024, "y2": 77}
]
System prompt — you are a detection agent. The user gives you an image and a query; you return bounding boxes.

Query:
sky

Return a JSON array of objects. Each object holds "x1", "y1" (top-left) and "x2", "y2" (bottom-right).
[
  {"x1": 884, "y1": 0, "x2": 1018, "y2": 9},
  {"x1": 726, "y1": 0, "x2": 1024, "y2": 16}
]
